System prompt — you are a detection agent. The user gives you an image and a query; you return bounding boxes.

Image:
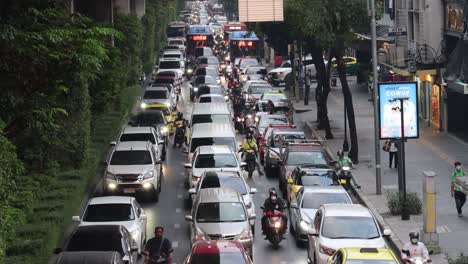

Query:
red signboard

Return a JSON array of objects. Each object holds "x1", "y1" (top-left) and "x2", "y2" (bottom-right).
[
  {"x1": 192, "y1": 35, "x2": 207, "y2": 41},
  {"x1": 238, "y1": 41, "x2": 253, "y2": 47}
]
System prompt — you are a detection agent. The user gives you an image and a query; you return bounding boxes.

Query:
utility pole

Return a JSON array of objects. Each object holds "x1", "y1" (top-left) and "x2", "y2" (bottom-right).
[{"x1": 370, "y1": 0, "x2": 382, "y2": 195}]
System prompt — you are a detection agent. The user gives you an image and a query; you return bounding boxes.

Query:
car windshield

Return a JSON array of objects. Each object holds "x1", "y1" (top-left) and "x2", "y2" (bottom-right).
[
  {"x1": 259, "y1": 116, "x2": 288, "y2": 128},
  {"x1": 110, "y1": 150, "x2": 152, "y2": 165},
  {"x1": 262, "y1": 94, "x2": 286, "y2": 100},
  {"x1": 66, "y1": 232, "x2": 124, "y2": 253},
  {"x1": 147, "y1": 106, "x2": 170, "y2": 116},
  {"x1": 164, "y1": 54, "x2": 181, "y2": 59},
  {"x1": 272, "y1": 134, "x2": 305, "y2": 147},
  {"x1": 154, "y1": 78, "x2": 175, "y2": 84},
  {"x1": 240, "y1": 59, "x2": 259, "y2": 68},
  {"x1": 196, "y1": 48, "x2": 212, "y2": 57},
  {"x1": 192, "y1": 114, "x2": 231, "y2": 126},
  {"x1": 195, "y1": 76, "x2": 217, "y2": 85},
  {"x1": 199, "y1": 96, "x2": 225, "y2": 103},
  {"x1": 288, "y1": 152, "x2": 327, "y2": 166},
  {"x1": 208, "y1": 57, "x2": 219, "y2": 64},
  {"x1": 119, "y1": 133, "x2": 156, "y2": 144},
  {"x1": 298, "y1": 175, "x2": 334, "y2": 186},
  {"x1": 189, "y1": 252, "x2": 246, "y2": 264},
  {"x1": 201, "y1": 176, "x2": 247, "y2": 195},
  {"x1": 346, "y1": 261, "x2": 397, "y2": 264},
  {"x1": 246, "y1": 67, "x2": 267, "y2": 75},
  {"x1": 301, "y1": 193, "x2": 350, "y2": 209},
  {"x1": 131, "y1": 112, "x2": 165, "y2": 125},
  {"x1": 83, "y1": 204, "x2": 134, "y2": 222},
  {"x1": 322, "y1": 216, "x2": 380, "y2": 239},
  {"x1": 205, "y1": 68, "x2": 218, "y2": 76},
  {"x1": 196, "y1": 202, "x2": 246, "y2": 222},
  {"x1": 195, "y1": 154, "x2": 238, "y2": 168},
  {"x1": 160, "y1": 61, "x2": 181, "y2": 69},
  {"x1": 169, "y1": 40, "x2": 184, "y2": 45},
  {"x1": 191, "y1": 137, "x2": 236, "y2": 153},
  {"x1": 144, "y1": 90, "x2": 168, "y2": 99},
  {"x1": 250, "y1": 86, "x2": 272, "y2": 94}
]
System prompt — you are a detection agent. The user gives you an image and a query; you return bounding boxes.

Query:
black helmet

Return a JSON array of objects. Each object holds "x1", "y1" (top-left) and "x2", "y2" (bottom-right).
[
  {"x1": 337, "y1": 150, "x2": 344, "y2": 157},
  {"x1": 177, "y1": 112, "x2": 183, "y2": 118},
  {"x1": 269, "y1": 188, "x2": 277, "y2": 197},
  {"x1": 246, "y1": 133, "x2": 253, "y2": 140},
  {"x1": 409, "y1": 232, "x2": 419, "y2": 244}
]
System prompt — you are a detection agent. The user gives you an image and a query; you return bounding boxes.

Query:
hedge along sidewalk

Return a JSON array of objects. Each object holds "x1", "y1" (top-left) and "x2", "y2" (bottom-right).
[{"x1": 6, "y1": 84, "x2": 143, "y2": 264}]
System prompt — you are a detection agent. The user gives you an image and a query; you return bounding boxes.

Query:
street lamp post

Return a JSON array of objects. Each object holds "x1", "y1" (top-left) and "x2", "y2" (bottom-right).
[
  {"x1": 343, "y1": 100, "x2": 349, "y2": 152},
  {"x1": 370, "y1": 0, "x2": 382, "y2": 195},
  {"x1": 394, "y1": 97, "x2": 410, "y2": 221}
]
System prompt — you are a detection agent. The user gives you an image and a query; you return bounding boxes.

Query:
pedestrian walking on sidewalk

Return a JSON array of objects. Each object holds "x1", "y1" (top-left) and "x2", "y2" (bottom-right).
[
  {"x1": 451, "y1": 161, "x2": 467, "y2": 217},
  {"x1": 383, "y1": 140, "x2": 398, "y2": 168}
]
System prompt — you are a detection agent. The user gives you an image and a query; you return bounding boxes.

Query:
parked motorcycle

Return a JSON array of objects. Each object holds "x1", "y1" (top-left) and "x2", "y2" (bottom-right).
[{"x1": 261, "y1": 207, "x2": 286, "y2": 249}]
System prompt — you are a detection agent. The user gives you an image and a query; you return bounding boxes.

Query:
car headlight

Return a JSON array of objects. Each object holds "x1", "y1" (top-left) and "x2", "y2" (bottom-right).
[
  {"x1": 140, "y1": 102, "x2": 147, "y2": 109},
  {"x1": 164, "y1": 102, "x2": 171, "y2": 107},
  {"x1": 193, "y1": 87, "x2": 199, "y2": 92},
  {"x1": 238, "y1": 229, "x2": 253, "y2": 240},
  {"x1": 225, "y1": 56, "x2": 230, "y2": 61},
  {"x1": 224, "y1": 95, "x2": 229, "y2": 100},
  {"x1": 300, "y1": 220, "x2": 311, "y2": 232},
  {"x1": 242, "y1": 77, "x2": 248, "y2": 81},
  {"x1": 130, "y1": 230, "x2": 140, "y2": 240},
  {"x1": 106, "y1": 172, "x2": 116, "y2": 180},
  {"x1": 268, "y1": 151, "x2": 280, "y2": 159},
  {"x1": 227, "y1": 68, "x2": 232, "y2": 73},
  {"x1": 143, "y1": 171, "x2": 154, "y2": 179},
  {"x1": 160, "y1": 126, "x2": 169, "y2": 134},
  {"x1": 217, "y1": 79, "x2": 221, "y2": 84},
  {"x1": 187, "y1": 68, "x2": 193, "y2": 73}
]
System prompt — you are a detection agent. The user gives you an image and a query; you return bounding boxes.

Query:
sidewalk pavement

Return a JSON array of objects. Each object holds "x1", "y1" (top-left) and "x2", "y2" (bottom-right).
[{"x1": 292, "y1": 76, "x2": 468, "y2": 262}]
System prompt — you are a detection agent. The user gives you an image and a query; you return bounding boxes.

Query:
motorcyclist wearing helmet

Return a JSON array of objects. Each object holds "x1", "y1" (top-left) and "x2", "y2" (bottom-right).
[
  {"x1": 261, "y1": 188, "x2": 287, "y2": 234},
  {"x1": 266, "y1": 100, "x2": 276, "y2": 114},
  {"x1": 174, "y1": 112, "x2": 188, "y2": 144},
  {"x1": 401, "y1": 232, "x2": 431, "y2": 263},
  {"x1": 241, "y1": 133, "x2": 264, "y2": 176}
]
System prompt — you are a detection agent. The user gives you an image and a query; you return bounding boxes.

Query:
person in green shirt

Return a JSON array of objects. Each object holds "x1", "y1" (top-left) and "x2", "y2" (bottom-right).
[
  {"x1": 336, "y1": 150, "x2": 353, "y2": 168},
  {"x1": 451, "y1": 161, "x2": 466, "y2": 217}
]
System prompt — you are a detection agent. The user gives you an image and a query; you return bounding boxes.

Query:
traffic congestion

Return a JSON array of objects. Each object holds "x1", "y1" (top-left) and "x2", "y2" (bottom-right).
[{"x1": 52, "y1": 1, "x2": 431, "y2": 264}]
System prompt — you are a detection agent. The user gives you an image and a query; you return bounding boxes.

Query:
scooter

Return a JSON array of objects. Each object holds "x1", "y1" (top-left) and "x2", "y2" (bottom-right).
[
  {"x1": 242, "y1": 149, "x2": 256, "y2": 178},
  {"x1": 261, "y1": 207, "x2": 286, "y2": 249},
  {"x1": 338, "y1": 166, "x2": 352, "y2": 190},
  {"x1": 401, "y1": 250, "x2": 432, "y2": 264},
  {"x1": 173, "y1": 123, "x2": 185, "y2": 148}
]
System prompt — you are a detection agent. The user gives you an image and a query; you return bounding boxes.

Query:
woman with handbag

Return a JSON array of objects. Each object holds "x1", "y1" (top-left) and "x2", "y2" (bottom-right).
[{"x1": 383, "y1": 140, "x2": 398, "y2": 168}]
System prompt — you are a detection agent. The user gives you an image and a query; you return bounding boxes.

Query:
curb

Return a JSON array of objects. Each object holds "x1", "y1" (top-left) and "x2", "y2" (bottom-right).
[{"x1": 304, "y1": 122, "x2": 405, "y2": 255}]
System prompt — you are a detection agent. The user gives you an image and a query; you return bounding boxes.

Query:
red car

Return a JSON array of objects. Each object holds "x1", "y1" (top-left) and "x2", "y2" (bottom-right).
[
  {"x1": 184, "y1": 240, "x2": 253, "y2": 264},
  {"x1": 259, "y1": 124, "x2": 295, "y2": 164}
]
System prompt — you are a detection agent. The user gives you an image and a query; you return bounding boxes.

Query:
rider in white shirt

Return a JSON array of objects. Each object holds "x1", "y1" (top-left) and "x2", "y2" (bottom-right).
[{"x1": 401, "y1": 232, "x2": 431, "y2": 263}]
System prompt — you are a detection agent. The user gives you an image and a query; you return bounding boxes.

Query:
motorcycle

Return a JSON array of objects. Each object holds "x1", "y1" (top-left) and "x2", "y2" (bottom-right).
[
  {"x1": 401, "y1": 250, "x2": 432, "y2": 264},
  {"x1": 173, "y1": 122, "x2": 186, "y2": 148},
  {"x1": 234, "y1": 113, "x2": 245, "y2": 132},
  {"x1": 261, "y1": 207, "x2": 286, "y2": 249},
  {"x1": 338, "y1": 166, "x2": 352, "y2": 190}
]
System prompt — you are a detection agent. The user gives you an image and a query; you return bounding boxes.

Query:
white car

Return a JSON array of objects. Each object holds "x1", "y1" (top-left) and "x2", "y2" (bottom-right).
[
  {"x1": 196, "y1": 94, "x2": 227, "y2": 104},
  {"x1": 158, "y1": 58, "x2": 184, "y2": 78},
  {"x1": 184, "y1": 145, "x2": 245, "y2": 188},
  {"x1": 188, "y1": 171, "x2": 257, "y2": 227},
  {"x1": 307, "y1": 204, "x2": 391, "y2": 264},
  {"x1": 140, "y1": 86, "x2": 176, "y2": 111},
  {"x1": 243, "y1": 80, "x2": 270, "y2": 93},
  {"x1": 112, "y1": 126, "x2": 166, "y2": 161},
  {"x1": 72, "y1": 196, "x2": 147, "y2": 255},
  {"x1": 167, "y1": 37, "x2": 186, "y2": 52}
]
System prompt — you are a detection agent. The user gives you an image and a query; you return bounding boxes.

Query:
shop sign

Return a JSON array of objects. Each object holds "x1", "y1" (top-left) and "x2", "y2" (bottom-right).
[
  {"x1": 378, "y1": 82, "x2": 419, "y2": 139},
  {"x1": 388, "y1": 26, "x2": 407, "y2": 37},
  {"x1": 446, "y1": 2, "x2": 464, "y2": 33}
]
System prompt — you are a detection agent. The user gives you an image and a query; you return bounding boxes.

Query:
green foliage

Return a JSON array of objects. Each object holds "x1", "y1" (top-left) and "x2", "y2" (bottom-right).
[
  {"x1": 386, "y1": 191, "x2": 422, "y2": 215},
  {"x1": 447, "y1": 253, "x2": 468, "y2": 264}
]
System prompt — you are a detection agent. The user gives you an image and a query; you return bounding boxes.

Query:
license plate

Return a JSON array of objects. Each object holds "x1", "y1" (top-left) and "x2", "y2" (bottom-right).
[{"x1": 123, "y1": 188, "x2": 135, "y2": 194}]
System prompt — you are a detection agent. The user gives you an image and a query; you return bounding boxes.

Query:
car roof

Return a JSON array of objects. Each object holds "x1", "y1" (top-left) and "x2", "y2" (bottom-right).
[
  {"x1": 121, "y1": 126, "x2": 153, "y2": 134},
  {"x1": 202, "y1": 170, "x2": 241, "y2": 178},
  {"x1": 197, "y1": 145, "x2": 234, "y2": 154},
  {"x1": 191, "y1": 123, "x2": 235, "y2": 138},
  {"x1": 192, "y1": 103, "x2": 230, "y2": 115},
  {"x1": 198, "y1": 188, "x2": 242, "y2": 203},
  {"x1": 199, "y1": 94, "x2": 223, "y2": 98},
  {"x1": 144, "y1": 87, "x2": 168, "y2": 92},
  {"x1": 56, "y1": 251, "x2": 122, "y2": 264},
  {"x1": 342, "y1": 248, "x2": 399, "y2": 261},
  {"x1": 191, "y1": 240, "x2": 245, "y2": 254},
  {"x1": 302, "y1": 186, "x2": 349, "y2": 194},
  {"x1": 114, "y1": 141, "x2": 150, "y2": 151},
  {"x1": 322, "y1": 204, "x2": 372, "y2": 217},
  {"x1": 160, "y1": 58, "x2": 180, "y2": 61},
  {"x1": 88, "y1": 196, "x2": 133, "y2": 205},
  {"x1": 74, "y1": 225, "x2": 123, "y2": 235},
  {"x1": 272, "y1": 129, "x2": 304, "y2": 135},
  {"x1": 288, "y1": 144, "x2": 324, "y2": 152}
]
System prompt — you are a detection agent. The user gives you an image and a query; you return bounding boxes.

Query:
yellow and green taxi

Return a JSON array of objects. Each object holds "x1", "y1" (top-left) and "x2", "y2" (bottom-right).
[
  {"x1": 146, "y1": 103, "x2": 177, "y2": 135},
  {"x1": 328, "y1": 248, "x2": 401, "y2": 264},
  {"x1": 331, "y1": 56, "x2": 359, "y2": 75}
]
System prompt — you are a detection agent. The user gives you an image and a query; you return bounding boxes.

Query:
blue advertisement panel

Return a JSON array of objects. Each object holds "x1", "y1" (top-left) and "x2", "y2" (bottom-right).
[{"x1": 378, "y1": 82, "x2": 419, "y2": 139}]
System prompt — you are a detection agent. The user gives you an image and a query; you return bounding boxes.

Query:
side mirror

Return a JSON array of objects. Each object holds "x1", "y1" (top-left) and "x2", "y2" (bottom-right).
[
  {"x1": 290, "y1": 202, "x2": 298, "y2": 209},
  {"x1": 308, "y1": 228, "x2": 318, "y2": 236},
  {"x1": 188, "y1": 188, "x2": 197, "y2": 195},
  {"x1": 71, "y1": 216, "x2": 81, "y2": 222},
  {"x1": 287, "y1": 178, "x2": 293, "y2": 184},
  {"x1": 185, "y1": 215, "x2": 193, "y2": 221},
  {"x1": 140, "y1": 213, "x2": 147, "y2": 220},
  {"x1": 383, "y1": 229, "x2": 392, "y2": 237},
  {"x1": 248, "y1": 214, "x2": 256, "y2": 220},
  {"x1": 155, "y1": 159, "x2": 162, "y2": 164},
  {"x1": 184, "y1": 163, "x2": 192, "y2": 169},
  {"x1": 110, "y1": 141, "x2": 117, "y2": 146},
  {"x1": 250, "y1": 188, "x2": 257, "y2": 194}
]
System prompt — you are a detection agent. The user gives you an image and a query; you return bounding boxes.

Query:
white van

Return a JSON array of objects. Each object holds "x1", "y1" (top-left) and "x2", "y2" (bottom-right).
[
  {"x1": 187, "y1": 123, "x2": 237, "y2": 162},
  {"x1": 190, "y1": 103, "x2": 232, "y2": 127}
]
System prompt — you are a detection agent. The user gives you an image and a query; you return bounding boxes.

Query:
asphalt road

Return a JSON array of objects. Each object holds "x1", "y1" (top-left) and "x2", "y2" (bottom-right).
[{"x1": 137, "y1": 81, "x2": 308, "y2": 264}]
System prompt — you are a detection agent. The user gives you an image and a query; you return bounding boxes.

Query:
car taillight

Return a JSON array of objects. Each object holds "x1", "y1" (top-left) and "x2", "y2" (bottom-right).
[{"x1": 319, "y1": 244, "x2": 336, "y2": 256}]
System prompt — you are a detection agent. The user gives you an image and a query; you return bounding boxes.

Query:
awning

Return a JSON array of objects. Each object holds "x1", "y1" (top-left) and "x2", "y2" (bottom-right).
[
  {"x1": 378, "y1": 62, "x2": 437, "y2": 76},
  {"x1": 446, "y1": 80, "x2": 468, "y2": 94},
  {"x1": 355, "y1": 25, "x2": 394, "y2": 42}
]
